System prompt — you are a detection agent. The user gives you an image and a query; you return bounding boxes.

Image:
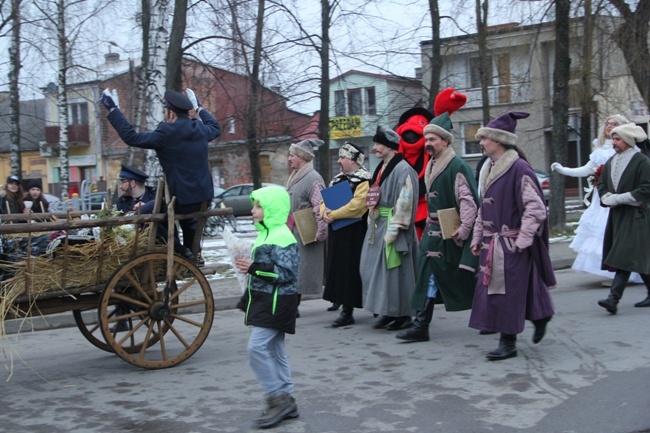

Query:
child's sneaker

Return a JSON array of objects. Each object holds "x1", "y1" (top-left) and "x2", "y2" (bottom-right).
[{"x1": 254, "y1": 394, "x2": 298, "y2": 429}]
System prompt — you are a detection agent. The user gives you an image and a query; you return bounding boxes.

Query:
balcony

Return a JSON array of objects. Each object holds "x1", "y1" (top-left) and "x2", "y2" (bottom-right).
[
  {"x1": 459, "y1": 82, "x2": 532, "y2": 109},
  {"x1": 45, "y1": 124, "x2": 90, "y2": 147}
]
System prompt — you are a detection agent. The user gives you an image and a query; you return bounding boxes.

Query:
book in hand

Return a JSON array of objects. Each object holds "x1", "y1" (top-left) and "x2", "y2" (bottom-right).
[
  {"x1": 437, "y1": 207, "x2": 461, "y2": 240},
  {"x1": 292, "y1": 207, "x2": 318, "y2": 245},
  {"x1": 320, "y1": 180, "x2": 361, "y2": 230}
]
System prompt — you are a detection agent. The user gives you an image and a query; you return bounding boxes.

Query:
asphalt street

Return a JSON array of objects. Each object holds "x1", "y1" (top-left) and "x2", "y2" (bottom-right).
[{"x1": 1, "y1": 256, "x2": 650, "y2": 433}]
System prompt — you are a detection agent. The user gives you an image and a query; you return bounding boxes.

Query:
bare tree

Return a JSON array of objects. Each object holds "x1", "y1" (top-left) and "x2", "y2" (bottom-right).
[
  {"x1": 476, "y1": 0, "x2": 490, "y2": 125},
  {"x1": 7, "y1": 0, "x2": 21, "y2": 177},
  {"x1": 316, "y1": 0, "x2": 332, "y2": 180},
  {"x1": 426, "y1": 0, "x2": 441, "y2": 108},
  {"x1": 549, "y1": 0, "x2": 571, "y2": 230},
  {"x1": 578, "y1": 0, "x2": 594, "y2": 167},
  {"x1": 246, "y1": 0, "x2": 265, "y2": 189},
  {"x1": 166, "y1": 0, "x2": 187, "y2": 91},
  {"x1": 608, "y1": 0, "x2": 650, "y2": 108},
  {"x1": 142, "y1": 0, "x2": 170, "y2": 182}
]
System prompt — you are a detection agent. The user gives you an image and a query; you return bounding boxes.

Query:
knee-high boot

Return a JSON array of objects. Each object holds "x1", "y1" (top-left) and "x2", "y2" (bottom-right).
[
  {"x1": 395, "y1": 298, "x2": 434, "y2": 342},
  {"x1": 598, "y1": 271, "x2": 630, "y2": 314},
  {"x1": 634, "y1": 274, "x2": 650, "y2": 307},
  {"x1": 486, "y1": 333, "x2": 517, "y2": 361}
]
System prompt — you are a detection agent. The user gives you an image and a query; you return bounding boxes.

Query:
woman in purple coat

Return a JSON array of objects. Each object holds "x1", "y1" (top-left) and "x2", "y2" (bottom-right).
[{"x1": 469, "y1": 112, "x2": 556, "y2": 361}]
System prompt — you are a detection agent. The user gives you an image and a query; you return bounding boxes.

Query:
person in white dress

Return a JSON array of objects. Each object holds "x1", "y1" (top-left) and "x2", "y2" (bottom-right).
[{"x1": 551, "y1": 114, "x2": 641, "y2": 283}]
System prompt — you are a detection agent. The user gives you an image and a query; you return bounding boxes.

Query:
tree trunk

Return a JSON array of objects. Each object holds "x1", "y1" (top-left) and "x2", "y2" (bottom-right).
[
  {"x1": 316, "y1": 0, "x2": 331, "y2": 181},
  {"x1": 476, "y1": 0, "x2": 490, "y2": 125},
  {"x1": 427, "y1": 0, "x2": 441, "y2": 109},
  {"x1": 609, "y1": 0, "x2": 650, "y2": 109},
  {"x1": 57, "y1": 0, "x2": 70, "y2": 200},
  {"x1": 579, "y1": 0, "x2": 593, "y2": 166},
  {"x1": 8, "y1": 0, "x2": 21, "y2": 177},
  {"x1": 166, "y1": 0, "x2": 187, "y2": 91},
  {"x1": 549, "y1": 0, "x2": 571, "y2": 230},
  {"x1": 144, "y1": 0, "x2": 170, "y2": 184},
  {"x1": 246, "y1": 0, "x2": 265, "y2": 189},
  {"x1": 127, "y1": 0, "x2": 151, "y2": 167}
]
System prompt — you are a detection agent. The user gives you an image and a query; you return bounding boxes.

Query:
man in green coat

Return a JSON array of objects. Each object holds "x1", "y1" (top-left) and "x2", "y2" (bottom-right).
[
  {"x1": 597, "y1": 123, "x2": 650, "y2": 314},
  {"x1": 397, "y1": 113, "x2": 479, "y2": 342}
]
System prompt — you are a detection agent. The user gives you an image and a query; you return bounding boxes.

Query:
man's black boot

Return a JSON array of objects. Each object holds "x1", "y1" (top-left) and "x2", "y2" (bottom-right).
[
  {"x1": 598, "y1": 271, "x2": 629, "y2": 314},
  {"x1": 486, "y1": 334, "x2": 517, "y2": 361},
  {"x1": 396, "y1": 298, "x2": 434, "y2": 342},
  {"x1": 532, "y1": 316, "x2": 551, "y2": 344},
  {"x1": 634, "y1": 274, "x2": 650, "y2": 307},
  {"x1": 372, "y1": 315, "x2": 396, "y2": 329},
  {"x1": 332, "y1": 306, "x2": 355, "y2": 327},
  {"x1": 385, "y1": 316, "x2": 413, "y2": 331}
]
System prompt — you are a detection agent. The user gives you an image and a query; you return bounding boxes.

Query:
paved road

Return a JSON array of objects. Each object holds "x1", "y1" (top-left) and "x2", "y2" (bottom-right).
[{"x1": 2, "y1": 265, "x2": 649, "y2": 433}]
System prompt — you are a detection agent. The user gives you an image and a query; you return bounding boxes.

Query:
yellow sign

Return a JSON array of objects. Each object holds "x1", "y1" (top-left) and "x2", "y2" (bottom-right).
[{"x1": 329, "y1": 116, "x2": 362, "y2": 139}]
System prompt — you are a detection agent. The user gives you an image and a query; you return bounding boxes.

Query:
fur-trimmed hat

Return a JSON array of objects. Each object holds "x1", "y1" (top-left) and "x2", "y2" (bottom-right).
[
  {"x1": 476, "y1": 111, "x2": 530, "y2": 145},
  {"x1": 290, "y1": 139, "x2": 322, "y2": 161},
  {"x1": 423, "y1": 112, "x2": 454, "y2": 144},
  {"x1": 611, "y1": 123, "x2": 648, "y2": 147},
  {"x1": 372, "y1": 125, "x2": 400, "y2": 150},
  {"x1": 339, "y1": 141, "x2": 365, "y2": 165}
]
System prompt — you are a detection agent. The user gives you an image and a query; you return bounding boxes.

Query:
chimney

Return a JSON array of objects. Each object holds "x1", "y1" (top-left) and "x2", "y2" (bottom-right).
[
  {"x1": 415, "y1": 67, "x2": 422, "y2": 80},
  {"x1": 105, "y1": 52, "x2": 120, "y2": 63}
]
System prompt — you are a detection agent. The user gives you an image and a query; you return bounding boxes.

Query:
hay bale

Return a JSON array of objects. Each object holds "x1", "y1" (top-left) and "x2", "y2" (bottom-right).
[{"x1": 0, "y1": 225, "x2": 164, "y2": 335}]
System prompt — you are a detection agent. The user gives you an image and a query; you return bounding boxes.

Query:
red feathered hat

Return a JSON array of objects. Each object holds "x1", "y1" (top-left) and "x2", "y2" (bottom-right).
[{"x1": 433, "y1": 88, "x2": 467, "y2": 117}]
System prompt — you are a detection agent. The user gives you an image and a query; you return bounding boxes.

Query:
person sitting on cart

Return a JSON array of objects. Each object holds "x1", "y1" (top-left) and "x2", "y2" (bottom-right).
[
  {"x1": 115, "y1": 164, "x2": 156, "y2": 214},
  {"x1": 100, "y1": 88, "x2": 220, "y2": 264}
]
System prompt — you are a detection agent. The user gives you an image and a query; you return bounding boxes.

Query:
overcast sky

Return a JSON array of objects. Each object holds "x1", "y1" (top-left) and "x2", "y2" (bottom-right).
[{"x1": 0, "y1": 0, "x2": 551, "y2": 113}]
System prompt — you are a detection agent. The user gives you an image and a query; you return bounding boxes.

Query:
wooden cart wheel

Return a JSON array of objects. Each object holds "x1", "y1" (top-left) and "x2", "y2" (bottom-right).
[
  {"x1": 73, "y1": 304, "x2": 114, "y2": 353},
  {"x1": 98, "y1": 252, "x2": 214, "y2": 369},
  {"x1": 73, "y1": 297, "x2": 170, "y2": 354}
]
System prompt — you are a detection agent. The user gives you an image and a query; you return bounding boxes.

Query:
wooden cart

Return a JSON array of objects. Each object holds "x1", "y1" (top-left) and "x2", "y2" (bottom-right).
[{"x1": 1, "y1": 193, "x2": 232, "y2": 370}]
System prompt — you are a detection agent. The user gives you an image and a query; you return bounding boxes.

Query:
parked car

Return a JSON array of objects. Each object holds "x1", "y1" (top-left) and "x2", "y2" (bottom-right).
[
  {"x1": 88, "y1": 191, "x2": 108, "y2": 210},
  {"x1": 535, "y1": 170, "x2": 550, "y2": 203},
  {"x1": 43, "y1": 193, "x2": 62, "y2": 212},
  {"x1": 216, "y1": 183, "x2": 282, "y2": 217}
]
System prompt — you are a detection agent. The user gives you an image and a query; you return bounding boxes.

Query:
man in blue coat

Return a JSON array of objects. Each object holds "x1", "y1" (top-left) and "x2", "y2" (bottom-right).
[{"x1": 100, "y1": 88, "x2": 221, "y2": 260}]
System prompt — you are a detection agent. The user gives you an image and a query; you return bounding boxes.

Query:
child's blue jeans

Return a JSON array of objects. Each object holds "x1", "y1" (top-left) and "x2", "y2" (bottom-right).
[{"x1": 248, "y1": 326, "x2": 294, "y2": 397}]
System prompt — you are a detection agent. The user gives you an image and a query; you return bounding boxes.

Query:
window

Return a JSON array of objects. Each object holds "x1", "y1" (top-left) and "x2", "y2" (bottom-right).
[
  {"x1": 365, "y1": 87, "x2": 376, "y2": 115},
  {"x1": 68, "y1": 102, "x2": 88, "y2": 125},
  {"x1": 497, "y1": 54, "x2": 511, "y2": 103},
  {"x1": 462, "y1": 123, "x2": 483, "y2": 156},
  {"x1": 469, "y1": 56, "x2": 493, "y2": 88},
  {"x1": 348, "y1": 89, "x2": 362, "y2": 116},
  {"x1": 334, "y1": 90, "x2": 345, "y2": 117},
  {"x1": 227, "y1": 117, "x2": 236, "y2": 134}
]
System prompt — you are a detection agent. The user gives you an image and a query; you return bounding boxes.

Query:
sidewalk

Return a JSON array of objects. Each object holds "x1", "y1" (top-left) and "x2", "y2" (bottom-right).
[{"x1": 3, "y1": 239, "x2": 577, "y2": 334}]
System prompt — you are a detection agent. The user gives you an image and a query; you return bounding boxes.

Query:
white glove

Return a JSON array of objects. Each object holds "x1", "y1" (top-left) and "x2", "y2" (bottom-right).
[
  {"x1": 551, "y1": 162, "x2": 594, "y2": 177},
  {"x1": 600, "y1": 193, "x2": 621, "y2": 207},
  {"x1": 100, "y1": 88, "x2": 119, "y2": 111},
  {"x1": 384, "y1": 223, "x2": 400, "y2": 244},
  {"x1": 185, "y1": 88, "x2": 201, "y2": 112}
]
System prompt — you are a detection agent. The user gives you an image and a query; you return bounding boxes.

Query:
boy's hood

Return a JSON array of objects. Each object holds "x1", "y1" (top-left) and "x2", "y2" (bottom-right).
[{"x1": 250, "y1": 186, "x2": 290, "y2": 229}]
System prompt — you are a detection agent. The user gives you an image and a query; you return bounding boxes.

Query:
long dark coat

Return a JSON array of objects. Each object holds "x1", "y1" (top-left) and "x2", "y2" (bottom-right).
[
  {"x1": 598, "y1": 151, "x2": 650, "y2": 274},
  {"x1": 108, "y1": 109, "x2": 220, "y2": 206},
  {"x1": 411, "y1": 150, "x2": 479, "y2": 312}
]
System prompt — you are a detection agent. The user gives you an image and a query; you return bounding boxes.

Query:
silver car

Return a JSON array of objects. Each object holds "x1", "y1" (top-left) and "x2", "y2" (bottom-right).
[{"x1": 216, "y1": 183, "x2": 282, "y2": 217}]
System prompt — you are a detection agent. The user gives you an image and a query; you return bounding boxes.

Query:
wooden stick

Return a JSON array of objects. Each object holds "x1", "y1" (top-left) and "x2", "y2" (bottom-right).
[{"x1": 0, "y1": 208, "x2": 233, "y2": 235}]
